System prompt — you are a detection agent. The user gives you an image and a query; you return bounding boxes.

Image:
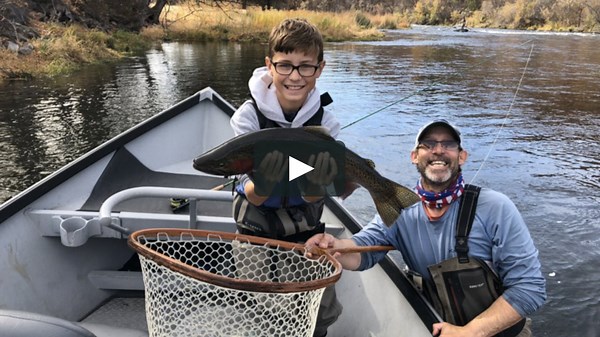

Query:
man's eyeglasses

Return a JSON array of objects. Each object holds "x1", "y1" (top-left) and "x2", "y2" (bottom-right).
[
  {"x1": 418, "y1": 140, "x2": 460, "y2": 151},
  {"x1": 270, "y1": 61, "x2": 321, "y2": 77}
]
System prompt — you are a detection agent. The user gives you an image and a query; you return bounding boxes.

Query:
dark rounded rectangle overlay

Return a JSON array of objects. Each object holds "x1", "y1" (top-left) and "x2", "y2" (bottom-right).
[{"x1": 253, "y1": 140, "x2": 346, "y2": 198}]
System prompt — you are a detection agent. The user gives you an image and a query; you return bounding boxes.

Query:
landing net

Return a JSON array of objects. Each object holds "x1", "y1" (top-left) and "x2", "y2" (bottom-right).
[{"x1": 128, "y1": 229, "x2": 342, "y2": 337}]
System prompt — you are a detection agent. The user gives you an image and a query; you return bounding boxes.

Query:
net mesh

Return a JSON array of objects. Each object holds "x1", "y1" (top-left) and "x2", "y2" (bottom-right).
[{"x1": 129, "y1": 229, "x2": 341, "y2": 337}]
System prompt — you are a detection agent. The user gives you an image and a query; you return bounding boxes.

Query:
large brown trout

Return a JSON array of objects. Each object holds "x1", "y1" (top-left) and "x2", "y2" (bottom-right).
[{"x1": 192, "y1": 127, "x2": 420, "y2": 226}]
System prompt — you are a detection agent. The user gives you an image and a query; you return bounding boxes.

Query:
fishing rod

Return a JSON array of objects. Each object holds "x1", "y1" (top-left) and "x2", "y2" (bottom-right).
[{"x1": 340, "y1": 83, "x2": 437, "y2": 130}]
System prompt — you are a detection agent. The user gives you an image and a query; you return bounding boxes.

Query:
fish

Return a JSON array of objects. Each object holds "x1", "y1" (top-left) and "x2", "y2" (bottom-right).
[{"x1": 192, "y1": 127, "x2": 421, "y2": 226}]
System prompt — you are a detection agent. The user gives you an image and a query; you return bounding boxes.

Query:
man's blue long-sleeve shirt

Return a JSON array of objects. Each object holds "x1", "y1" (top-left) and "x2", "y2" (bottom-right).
[{"x1": 353, "y1": 188, "x2": 546, "y2": 317}]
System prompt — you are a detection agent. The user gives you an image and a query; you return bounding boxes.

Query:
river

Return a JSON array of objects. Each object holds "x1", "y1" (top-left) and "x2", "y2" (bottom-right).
[{"x1": 1, "y1": 25, "x2": 599, "y2": 337}]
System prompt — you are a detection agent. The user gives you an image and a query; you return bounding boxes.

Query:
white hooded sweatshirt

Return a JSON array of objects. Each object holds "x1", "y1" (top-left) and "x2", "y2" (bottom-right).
[{"x1": 230, "y1": 66, "x2": 340, "y2": 137}]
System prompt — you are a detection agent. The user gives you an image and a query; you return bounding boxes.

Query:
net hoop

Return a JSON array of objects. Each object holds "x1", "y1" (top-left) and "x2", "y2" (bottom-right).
[{"x1": 128, "y1": 228, "x2": 342, "y2": 293}]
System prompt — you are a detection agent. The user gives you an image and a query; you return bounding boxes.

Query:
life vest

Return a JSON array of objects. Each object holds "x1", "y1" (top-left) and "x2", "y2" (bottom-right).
[{"x1": 415, "y1": 185, "x2": 527, "y2": 337}]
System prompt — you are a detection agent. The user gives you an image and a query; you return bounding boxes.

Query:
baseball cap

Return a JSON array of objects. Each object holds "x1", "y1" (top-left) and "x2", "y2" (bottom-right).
[{"x1": 415, "y1": 119, "x2": 461, "y2": 148}]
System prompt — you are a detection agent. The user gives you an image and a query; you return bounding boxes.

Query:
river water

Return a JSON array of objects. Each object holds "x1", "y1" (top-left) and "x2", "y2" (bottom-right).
[{"x1": 1, "y1": 26, "x2": 599, "y2": 336}]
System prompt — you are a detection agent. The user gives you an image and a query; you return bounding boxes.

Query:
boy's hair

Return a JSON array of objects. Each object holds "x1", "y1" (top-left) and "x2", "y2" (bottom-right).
[{"x1": 268, "y1": 18, "x2": 324, "y2": 62}]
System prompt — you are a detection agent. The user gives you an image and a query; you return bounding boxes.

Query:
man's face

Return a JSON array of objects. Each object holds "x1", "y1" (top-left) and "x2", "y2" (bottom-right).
[
  {"x1": 411, "y1": 126, "x2": 467, "y2": 191},
  {"x1": 266, "y1": 51, "x2": 324, "y2": 114}
]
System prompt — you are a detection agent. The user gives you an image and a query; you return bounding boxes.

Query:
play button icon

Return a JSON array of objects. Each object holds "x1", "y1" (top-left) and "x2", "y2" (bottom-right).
[
  {"x1": 251, "y1": 139, "x2": 346, "y2": 197},
  {"x1": 288, "y1": 156, "x2": 313, "y2": 182}
]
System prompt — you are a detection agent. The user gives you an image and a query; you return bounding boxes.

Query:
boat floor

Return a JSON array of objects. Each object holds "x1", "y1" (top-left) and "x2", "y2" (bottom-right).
[{"x1": 81, "y1": 297, "x2": 148, "y2": 333}]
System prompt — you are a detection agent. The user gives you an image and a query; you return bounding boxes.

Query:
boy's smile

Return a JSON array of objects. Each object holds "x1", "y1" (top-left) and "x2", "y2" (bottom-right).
[{"x1": 266, "y1": 51, "x2": 324, "y2": 115}]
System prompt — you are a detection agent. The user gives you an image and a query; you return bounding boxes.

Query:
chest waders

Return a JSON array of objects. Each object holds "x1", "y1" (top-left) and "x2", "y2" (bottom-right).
[{"x1": 424, "y1": 184, "x2": 526, "y2": 337}]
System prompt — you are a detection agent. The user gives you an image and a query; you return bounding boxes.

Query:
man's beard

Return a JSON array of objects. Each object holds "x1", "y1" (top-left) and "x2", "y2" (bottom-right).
[{"x1": 416, "y1": 161, "x2": 461, "y2": 189}]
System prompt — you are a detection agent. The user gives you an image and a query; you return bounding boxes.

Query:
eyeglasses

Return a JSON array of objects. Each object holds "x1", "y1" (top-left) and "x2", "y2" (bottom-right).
[
  {"x1": 418, "y1": 140, "x2": 460, "y2": 151},
  {"x1": 270, "y1": 61, "x2": 321, "y2": 77}
]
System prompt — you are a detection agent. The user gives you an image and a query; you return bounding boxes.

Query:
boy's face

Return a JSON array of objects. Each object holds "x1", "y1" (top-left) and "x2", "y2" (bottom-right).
[{"x1": 266, "y1": 51, "x2": 325, "y2": 114}]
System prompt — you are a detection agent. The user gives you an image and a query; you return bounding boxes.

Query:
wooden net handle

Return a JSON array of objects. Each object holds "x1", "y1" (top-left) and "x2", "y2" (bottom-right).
[{"x1": 307, "y1": 245, "x2": 395, "y2": 256}]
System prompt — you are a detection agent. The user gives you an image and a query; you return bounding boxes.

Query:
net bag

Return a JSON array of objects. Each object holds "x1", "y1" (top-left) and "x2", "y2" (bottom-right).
[{"x1": 128, "y1": 229, "x2": 342, "y2": 337}]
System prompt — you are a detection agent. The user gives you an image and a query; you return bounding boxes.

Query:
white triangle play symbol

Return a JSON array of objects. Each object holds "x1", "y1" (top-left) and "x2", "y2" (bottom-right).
[{"x1": 289, "y1": 156, "x2": 314, "y2": 182}]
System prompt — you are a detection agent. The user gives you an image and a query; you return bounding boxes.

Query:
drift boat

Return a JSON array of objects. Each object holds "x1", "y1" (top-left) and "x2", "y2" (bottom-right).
[{"x1": 0, "y1": 87, "x2": 439, "y2": 337}]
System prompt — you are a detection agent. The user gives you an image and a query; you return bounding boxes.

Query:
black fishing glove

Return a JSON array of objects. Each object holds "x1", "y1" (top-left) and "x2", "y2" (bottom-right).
[
  {"x1": 254, "y1": 150, "x2": 288, "y2": 196},
  {"x1": 304, "y1": 151, "x2": 337, "y2": 196}
]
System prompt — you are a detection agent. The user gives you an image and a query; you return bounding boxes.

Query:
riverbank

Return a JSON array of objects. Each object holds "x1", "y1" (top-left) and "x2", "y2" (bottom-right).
[
  {"x1": 1, "y1": 1, "x2": 598, "y2": 81},
  {"x1": 0, "y1": 6, "x2": 396, "y2": 81}
]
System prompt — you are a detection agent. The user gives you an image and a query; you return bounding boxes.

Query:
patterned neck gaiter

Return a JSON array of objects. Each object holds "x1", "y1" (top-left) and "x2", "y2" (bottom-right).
[{"x1": 415, "y1": 174, "x2": 465, "y2": 209}]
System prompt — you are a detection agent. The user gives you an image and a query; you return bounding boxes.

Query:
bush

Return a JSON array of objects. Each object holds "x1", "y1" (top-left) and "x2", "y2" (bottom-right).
[{"x1": 355, "y1": 12, "x2": 373, "y2": 28}]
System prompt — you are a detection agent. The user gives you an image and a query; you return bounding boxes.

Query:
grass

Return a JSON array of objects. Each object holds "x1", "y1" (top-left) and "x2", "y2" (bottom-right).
[
  {"x1": 5, "y1": 0, "x2": 594, "y2": 80},
  {"x1": 149, "y1": 5, "x2": 396, "y2": 42},
  {"x1": 1, "y1": 5, "x2": 401, "y2": 81},
  {"x1": 1, "y1": 23, "x2": 153, "y2": 80}
]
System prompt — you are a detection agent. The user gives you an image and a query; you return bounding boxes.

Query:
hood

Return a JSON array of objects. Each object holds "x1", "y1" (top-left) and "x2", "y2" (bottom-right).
[{"x1": 248, "y1": 66, "x2": 322, "y2": 128}]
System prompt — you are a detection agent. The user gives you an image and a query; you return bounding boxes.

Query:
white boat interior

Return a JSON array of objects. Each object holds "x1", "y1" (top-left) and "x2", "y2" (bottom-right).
[{"x1": 0, "y1": 88, "x2": 439, "y2": 337}]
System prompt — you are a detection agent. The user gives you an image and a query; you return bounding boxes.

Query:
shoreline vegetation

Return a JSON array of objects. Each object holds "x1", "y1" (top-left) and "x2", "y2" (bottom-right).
[{"x1": 1, "y1": 1, "x2": 599, "y2": 81}]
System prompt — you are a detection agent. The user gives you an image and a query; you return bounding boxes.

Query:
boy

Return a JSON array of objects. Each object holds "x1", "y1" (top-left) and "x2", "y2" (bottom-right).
[{"x1": 230, "y1": 18, "x2": 341, "y2": 337}]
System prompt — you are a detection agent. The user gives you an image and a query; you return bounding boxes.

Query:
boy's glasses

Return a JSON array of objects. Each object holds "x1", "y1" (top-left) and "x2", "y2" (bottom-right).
[
  {"x1": 418, "y1": 140, "x2": 460, "y2": 151},
  {"x1": 270, "y1": 61, "x2": 321, "y2": 77}
]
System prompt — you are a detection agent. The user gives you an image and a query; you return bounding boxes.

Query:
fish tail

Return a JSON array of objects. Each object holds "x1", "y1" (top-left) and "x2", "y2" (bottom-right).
[
  {"x1": 371, "y1": 181, "x2": 421, "y2": 227},
  {"x1": 393, "y1": 182, "x2": 421, "y2": 209}
]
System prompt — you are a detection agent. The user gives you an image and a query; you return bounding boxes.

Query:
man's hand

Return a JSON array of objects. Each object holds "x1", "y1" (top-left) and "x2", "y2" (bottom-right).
[
  {"x1": 305, "y1": 233, "x2": 337, "y2": 258},
  {"x1": 254, "y1": 150, "x2": 287, "y2": 196},
  {"x1": 305, "y1": 234, "x2": 362, "y2": 270},
  {"x1": 432, "y1": 322, "x2": 472, "y2": 337},
  {"x1": 432, "y1": 296, "x2": 525, "y2": 337}
]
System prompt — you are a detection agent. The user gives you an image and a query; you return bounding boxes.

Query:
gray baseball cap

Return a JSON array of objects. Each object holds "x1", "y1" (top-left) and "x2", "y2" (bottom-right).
[{"x1": 415, "y1": 119, "x2": 461, "y2": 148}]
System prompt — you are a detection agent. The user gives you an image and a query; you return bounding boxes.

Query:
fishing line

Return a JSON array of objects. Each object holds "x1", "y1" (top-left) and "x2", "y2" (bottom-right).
[
  {"x1": 340, "y1": 83, "x2": 437, "y2": 130},
  {"x1": 470, "y1": 41, "x2": 535, "y2": 183},
  {"x1": 339, "y1": 39, "x2": 536, "y2": 131}
]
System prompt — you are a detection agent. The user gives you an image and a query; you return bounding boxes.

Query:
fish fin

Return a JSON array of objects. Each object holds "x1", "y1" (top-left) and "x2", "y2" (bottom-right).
[
  {"x1": 340, "y1": 181, "x2": 361, "y2": 200},
  {"x1": 372, "y1": 181, "x2": 421, "y2": 227},
  {"x1": 365, "y1": 159, "x2": 376, "y2": 170},
  {"x1": 302, "y1": 126, "x2": 335, "y2": 140}
]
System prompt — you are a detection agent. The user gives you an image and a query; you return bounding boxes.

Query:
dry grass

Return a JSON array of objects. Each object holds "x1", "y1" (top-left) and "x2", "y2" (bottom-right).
[
  {"x1": 2, "y1": 4, "x2": 400, "y2": 80},
  {"x1": 1, "y1": 23, "x2": 153, "y2": 80},
  {"x1": 153, "y1": 5, "x2": 388, "y2": 42},
  {"x1": 0, "y1": 50, "x2": 40, "y2": 79}
]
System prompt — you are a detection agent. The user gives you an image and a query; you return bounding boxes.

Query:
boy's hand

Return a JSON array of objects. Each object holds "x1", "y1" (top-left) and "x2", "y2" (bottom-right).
[
  {"x1": 255, "y1": 150, "x2": 287, "y2": 195},
  {"x1": 304, "y1": 152, "x2": 337, "y2": 196}
]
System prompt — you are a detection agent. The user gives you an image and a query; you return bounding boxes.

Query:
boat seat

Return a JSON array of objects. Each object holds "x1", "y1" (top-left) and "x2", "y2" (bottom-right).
[
  {"x1": 79, "y1": 322, "x2": 147, "y2": 337},
  {"x1": 0, "y1": 310, "x2": 147, "y2": 337},
  {"x1": 80, "y1": 148, "x2": 231, "y2": 216}
]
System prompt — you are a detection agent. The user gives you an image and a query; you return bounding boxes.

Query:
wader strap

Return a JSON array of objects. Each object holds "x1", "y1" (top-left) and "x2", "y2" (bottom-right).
[
  {"x1": 250, "y1": 92, "x2": 332, "y2": 129},
  {"x1": 455, "y1": 184, "x2": 481, "y2": 263}
]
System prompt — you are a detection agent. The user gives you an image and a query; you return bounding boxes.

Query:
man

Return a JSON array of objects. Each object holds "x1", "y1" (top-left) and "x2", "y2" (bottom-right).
[{"x1": 307, "y1": 120, "x2": 546, "y2": 337}]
